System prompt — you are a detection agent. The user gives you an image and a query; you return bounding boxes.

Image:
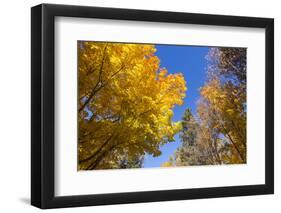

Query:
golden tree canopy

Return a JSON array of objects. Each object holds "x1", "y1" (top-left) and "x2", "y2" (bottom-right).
[{"x1": 78, "y1": 42, "x2": 187, "y2": 170}]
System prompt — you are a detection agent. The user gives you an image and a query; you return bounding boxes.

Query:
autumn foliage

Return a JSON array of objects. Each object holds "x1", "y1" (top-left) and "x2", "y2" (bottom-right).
[
  {"x1": 78, "y1": 41, "x2": 246, "y2": 170},
  {"x1": 163, "y1": 47, "x2": 247, "y2": 166},
  {"x1": 78, "y1": 42, "x2": 187, "y2": 170}
]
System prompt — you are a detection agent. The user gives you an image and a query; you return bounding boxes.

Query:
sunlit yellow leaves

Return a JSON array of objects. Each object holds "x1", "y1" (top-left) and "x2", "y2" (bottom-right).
[
  {"x1": 199, "y1": 77, "x2": 246, "y2": 163},
  {"x1": 161, "y1": 161, "x2": 173, "y2": 167},
  {"x1": 78, "y1": 41, "x2": 187, "y2": 170}
]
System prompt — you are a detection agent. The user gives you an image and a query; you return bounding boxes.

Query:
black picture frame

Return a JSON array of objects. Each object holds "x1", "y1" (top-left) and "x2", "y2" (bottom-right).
[{"x1": 31, "y1": 3, "x2": 274, "y2": 209}]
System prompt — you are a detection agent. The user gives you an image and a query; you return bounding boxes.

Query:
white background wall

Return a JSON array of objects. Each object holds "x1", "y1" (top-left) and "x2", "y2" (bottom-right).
[{"x1": 0, "y1": 0, "x2": 279, "y2": 212}]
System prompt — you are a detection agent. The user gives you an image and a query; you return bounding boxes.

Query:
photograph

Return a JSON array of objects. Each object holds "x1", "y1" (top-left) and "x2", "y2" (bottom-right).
[
  {"x1": 29, "y1": 2, "x2": 274, "y2": 209},
  {"x1": 78, "y1": 41, "x2": 247, "y2": 170}
]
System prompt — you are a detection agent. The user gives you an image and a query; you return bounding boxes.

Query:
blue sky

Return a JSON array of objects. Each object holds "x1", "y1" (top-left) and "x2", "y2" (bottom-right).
[{"x1": 143, "y1": 45, "x2": 210, "y2": 168}]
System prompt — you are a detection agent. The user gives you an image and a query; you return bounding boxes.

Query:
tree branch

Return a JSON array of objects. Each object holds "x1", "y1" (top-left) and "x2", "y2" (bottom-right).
[
  {"x1": 79, "y1": 44, "x2": 108, "y2": 113},
  {"x1": 79, "y1": 133, "x2": 114, "y2": 164}
]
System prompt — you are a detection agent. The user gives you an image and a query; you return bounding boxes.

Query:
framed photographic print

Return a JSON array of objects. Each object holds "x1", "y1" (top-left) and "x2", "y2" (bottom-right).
[{"x1": 31, "y1": 3, "x2": 274, "y2": 209}]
